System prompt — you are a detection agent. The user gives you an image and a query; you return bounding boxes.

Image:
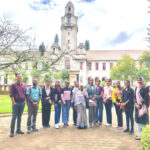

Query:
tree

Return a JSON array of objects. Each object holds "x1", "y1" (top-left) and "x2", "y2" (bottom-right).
[
  {"x1": 54, "y1": 34, "x2": 59, "y2": 44},
  {"x1": 0, "y1": 16, "x2": 35, "y2": 70},
  {"x1": 139, "y1": 51, "x2": 150, "y2": 69},
  {"x1": 61, "y1": 70, "x2": 69, "y2": 81},
  {"x1": 110, "y1": 55, "x2": 137, "y2": 81},
  {"x1": 85, "y1": 40, "x2": 90, "y2": 50},
  {"x1": 39, "y1": 42, "x2": 46, "y2": 56}
]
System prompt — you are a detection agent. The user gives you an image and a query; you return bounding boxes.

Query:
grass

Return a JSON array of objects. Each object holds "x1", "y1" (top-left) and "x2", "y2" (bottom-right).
[{"x1": 0, "y1": 95, "x2": 54, "y2": 114}]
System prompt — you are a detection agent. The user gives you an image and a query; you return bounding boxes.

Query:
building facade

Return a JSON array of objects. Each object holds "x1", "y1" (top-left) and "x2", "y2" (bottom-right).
[{"x1": 0, "y1": 1, "x2": 147, "y2": 86}]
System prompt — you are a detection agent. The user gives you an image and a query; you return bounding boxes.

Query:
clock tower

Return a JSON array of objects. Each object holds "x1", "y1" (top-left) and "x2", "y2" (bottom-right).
[{"x1": 61, "y1": 1, "x2": 78, "y2": 52}]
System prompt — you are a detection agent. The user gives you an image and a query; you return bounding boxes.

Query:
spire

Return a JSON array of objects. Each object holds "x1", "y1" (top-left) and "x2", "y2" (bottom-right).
[{"x1": 65, "y1": 1, "x2": 74, "y2": 15}]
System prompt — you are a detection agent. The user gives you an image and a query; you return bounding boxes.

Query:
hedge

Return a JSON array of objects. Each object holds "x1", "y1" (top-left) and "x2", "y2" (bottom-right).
[{"x1": 141, "y1": 125, "x2": 150, "y2": 150}]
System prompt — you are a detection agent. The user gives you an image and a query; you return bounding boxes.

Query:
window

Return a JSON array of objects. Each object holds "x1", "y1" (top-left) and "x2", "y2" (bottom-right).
[
  {"x1": 102, "y1": 63, "x2": 106, "y2": 70},
  {"x1": 80, "y1": 62, "x2": 83, "y2": 70},
  {"x1": 110, "y1": 63, "x2": 113, "y2": 69},
  {"x1": 53, "y1": 48, "x2": 55, "y2": 54},
  {"x1": 67, "y1": 15, "x2": 71, "y2": 24},
  {"x1": 65, "y1": 60, "x2": 70, "y2": 69},
  {"x1": 68, "y1": 32, "x2": 70, "y2": 36},
  {"x1": 68, "y1": 7, "x2": 71, "y2": 12},
  {"x1": 95, "y1": 63, "x2": 99, "y2": 70},
  {"x1": 68, "y1": 40, "x2": 70, "y2": 44},
  {"x1": 68, "y1": 46, "x2": 70, "y2": 50},
  {"x1": 88, "y1": 63, "x2": 92, "y2": 70}
]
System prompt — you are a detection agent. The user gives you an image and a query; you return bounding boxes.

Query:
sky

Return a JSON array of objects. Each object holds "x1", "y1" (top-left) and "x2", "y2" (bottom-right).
[{"x1": 0, "y1": 0, "x2": 149, "y2": 50}]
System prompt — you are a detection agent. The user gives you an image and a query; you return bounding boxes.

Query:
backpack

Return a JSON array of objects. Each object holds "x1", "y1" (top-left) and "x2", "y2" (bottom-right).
[{"x1": 29, "y1": 86, "x2": 41, "y2": 95}]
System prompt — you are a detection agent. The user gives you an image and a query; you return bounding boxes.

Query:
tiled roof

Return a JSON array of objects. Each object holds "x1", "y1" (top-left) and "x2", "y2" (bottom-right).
[{"x1": 86, "y1": 50, "x2": 148, "y2": 61}]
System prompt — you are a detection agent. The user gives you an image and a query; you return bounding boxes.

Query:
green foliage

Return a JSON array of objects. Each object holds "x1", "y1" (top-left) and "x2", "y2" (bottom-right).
[
  {"x1": 54, "y1": 72, "x2": 61, "y2": 79},
  {"x1": 31, "y1": 68, "x2": 40, "y2": 78},
  {"x1": 110, "y1": 55, "x2": 137, "y2": 81},
  {"x1": 136, "y1": 68, "x2": 150, "y2": 83},
  {"x1": 85, "y1": 40, "x2": 90, "y2": 50},
  {"x1": 139, "y1": 51, "x2": 150, "y2": 69},
  {"x1": 61, "y1": 70, "x2": 69, "y2": 81},
  {"x1": 141, "y1": 125, "x2": 150, "y2": 150},
  {"x1": 54, "y1": 34, "x2": 59, "y2": 44}
]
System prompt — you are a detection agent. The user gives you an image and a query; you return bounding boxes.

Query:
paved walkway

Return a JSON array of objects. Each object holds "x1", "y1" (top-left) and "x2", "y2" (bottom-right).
[{"x1": 0, "y1": 107, "x2": 142, "y2": 150}]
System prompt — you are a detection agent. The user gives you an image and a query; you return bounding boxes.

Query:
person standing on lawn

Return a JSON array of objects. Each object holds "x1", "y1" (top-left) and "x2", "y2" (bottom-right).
[
  {"x1": 41, "y1": 79, "x2": 53, "y2": 128},
  {"x1": 87, "y1": 78, "x2": 97, "y2": 128},
  {"x1": 9, "y1": 72, "x2": 27, "y2": 137},
  {"x1": 71, "y1": 80, "x2": 79, "y2": 126},
  {"x1": 121, "y1": 80, "x2": 134, "y2": 134},
  {"x1": 95, "y1": 79, "x2": 104, "y2": 126},
  {"x1": 134, "y1": 77, "x2": 149, "y2": 140},
  {"x1": 112, "y1": 80, "x2": 123, "y2": 130},
  {"x1": 53, "y1": 80, "x2": 62, "y2": 129},
  {"x1": 61, "y1": 81, "x2": 72, "y2": 127},
  {"x1": 26, "y1": 78, "x2": 42, "y2": 134},
  {"x1": 103, "y1": 79, "x2": 113, "y2": 127}
]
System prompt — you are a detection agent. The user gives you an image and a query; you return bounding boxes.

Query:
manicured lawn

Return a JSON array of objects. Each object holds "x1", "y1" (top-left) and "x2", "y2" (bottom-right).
[{"x1": 0, "y1": 95, "x2": 53, "y2": 114}]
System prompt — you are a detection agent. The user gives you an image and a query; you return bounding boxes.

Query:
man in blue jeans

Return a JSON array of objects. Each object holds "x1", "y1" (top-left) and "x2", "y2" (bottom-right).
[{"x1": 9, "y1": 73, "x2": 27, "y2": 137}]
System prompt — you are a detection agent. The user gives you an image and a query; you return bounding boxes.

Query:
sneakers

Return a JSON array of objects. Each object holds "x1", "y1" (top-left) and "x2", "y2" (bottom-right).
[
  {"x1": 117, "y1": 126, "x2": 123, "y2": 130},
  {"x1": 32, "y1": 128, "x2": 38, "y2": 132},
  {"x1": 105, "y1": 123, "x2": 111, "y2": 127},
  {"x1": 55, "y1": 124, "x2": 59, "y2": 129},
  {"x1": 129, "y1": 130, "x2": 134, "y2": 135},
  {"x1": 123, "y1": 128, "x2": 129, "y2": 132},
  {"x1": 27, "y1": 129, "x2": 31, "y2": 134},
  {"x1": 16, "y1": 130, "x2": 24, "y2": 134},
  {"x1": 10, "y1": 133, "x2": 14, "y2": 137},
  {"x1": 135, "y1": 135, "x2": 141, "y2": 140}
]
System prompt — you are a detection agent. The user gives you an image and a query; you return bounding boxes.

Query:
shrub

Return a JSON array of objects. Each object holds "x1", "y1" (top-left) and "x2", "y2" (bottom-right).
[{"x1": 141, "y1": 125, "x2": 150, "y2": 150}]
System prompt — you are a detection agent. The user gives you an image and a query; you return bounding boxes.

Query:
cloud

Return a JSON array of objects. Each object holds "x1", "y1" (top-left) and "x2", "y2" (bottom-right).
[{"x1": 0, "y1": 0, "x2": 148, "y2": 50}]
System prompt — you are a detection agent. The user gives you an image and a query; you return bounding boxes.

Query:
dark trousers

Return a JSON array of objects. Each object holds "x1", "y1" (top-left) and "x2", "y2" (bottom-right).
[
  {"x1": 96, "y1": 98, "x2": 103, "y2": 123},
  {"x1": 55, "y1": 103, "x2": 61, "y2": 124},
  {"x1": 125, "y1": 107, "x2": 134, "y2": 130},
  {"x1": 104, "y1": 100, "x2": 112, "y2": 124},
  {"x1": 10, "y1": 101, "x2": 25, "y2": 134},
  {"x1": 114, "y1": 103, "x2": 123, "y2": 127},
  {"x1": 42, "y1": 101, "x2": 51, "y2": 127},
  {"x1": 27, "y1": 101, "x2": 39, "y2": 130},
  {"x1": 73, "y1": 102, "x2": 77, "y2": 124}
]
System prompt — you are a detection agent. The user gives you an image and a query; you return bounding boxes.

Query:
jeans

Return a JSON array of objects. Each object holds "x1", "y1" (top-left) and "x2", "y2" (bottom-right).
[
  {"x1": 10, "y1": 101, "x2": 25, "y2": 134},
  {"x1": 73, "y1": 102, "x2": 77, "y2": 125},
  {"x1": 125, "y1": 107, "x2": 134, "y2": 130},
  {"x1": 42, "y1": 101, "x2": 51, "y2": 127},
  {"x1": 55, "y1": 102, "x2": 61, "y2": 124},
  {"x1": 114, "y1": 102, "x2": 123, "y2": 127},
  {"x1": 27, "y1": 101, "x2": 39, "y2": 130},
  {"x1": 138, "y1": 124, "x2": 144, "y2": 137},
  {"x1": 89, "y1": 106, "x2": 96, "y2": 126},
  {"x1": 104, "y1": 100, "x2": 112, "y2": 124},
  {"x1": 62, "y1": 100, "x2": 71, "y2": 124},
  {"x1": 96, "y1": 97, "x2": 103, "y2": 123}
]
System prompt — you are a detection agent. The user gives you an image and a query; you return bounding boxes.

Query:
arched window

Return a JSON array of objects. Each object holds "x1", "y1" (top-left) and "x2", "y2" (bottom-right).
[
  {"x1": 67, "y1": 15, "x2": 71, "y2": 24},
  {"x1": 68, "y1": 7, "x2": 71, "y2": 12},
  {"x1": 65, "y1": 59, "x2": 70, "y2": 69},
  {"x1": 53, "y1": 48, "x2": 55, "y2": 54}
]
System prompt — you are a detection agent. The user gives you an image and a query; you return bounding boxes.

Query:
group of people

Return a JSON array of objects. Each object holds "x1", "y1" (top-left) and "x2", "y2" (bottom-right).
[{"x1": 9, "y1": 73, "x2": 150, "y2": 141}]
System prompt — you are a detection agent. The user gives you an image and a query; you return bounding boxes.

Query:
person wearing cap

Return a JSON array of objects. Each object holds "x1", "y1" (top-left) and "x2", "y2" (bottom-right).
[
  {"x1": 53, "y1": 80, "x2": 62, "y2": 129},
  {"x1": 134, "y1": 77, "x2": 149, "y2": 140},
  {"x1": 112, "y1": 80, "x2": 123, "y2": 130},
  {"x1": 26, "y1": 78, "x2": 42, "y2": 134},
  {"x1": 9, "y1": 73, "x2": 27, "y2": 137},
  {"x1": 61, "y1": 81, "x2": 72, "y2": 127},
  {"x1": 41, "y1": 79, "x2": 53, "y2": 128}
]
